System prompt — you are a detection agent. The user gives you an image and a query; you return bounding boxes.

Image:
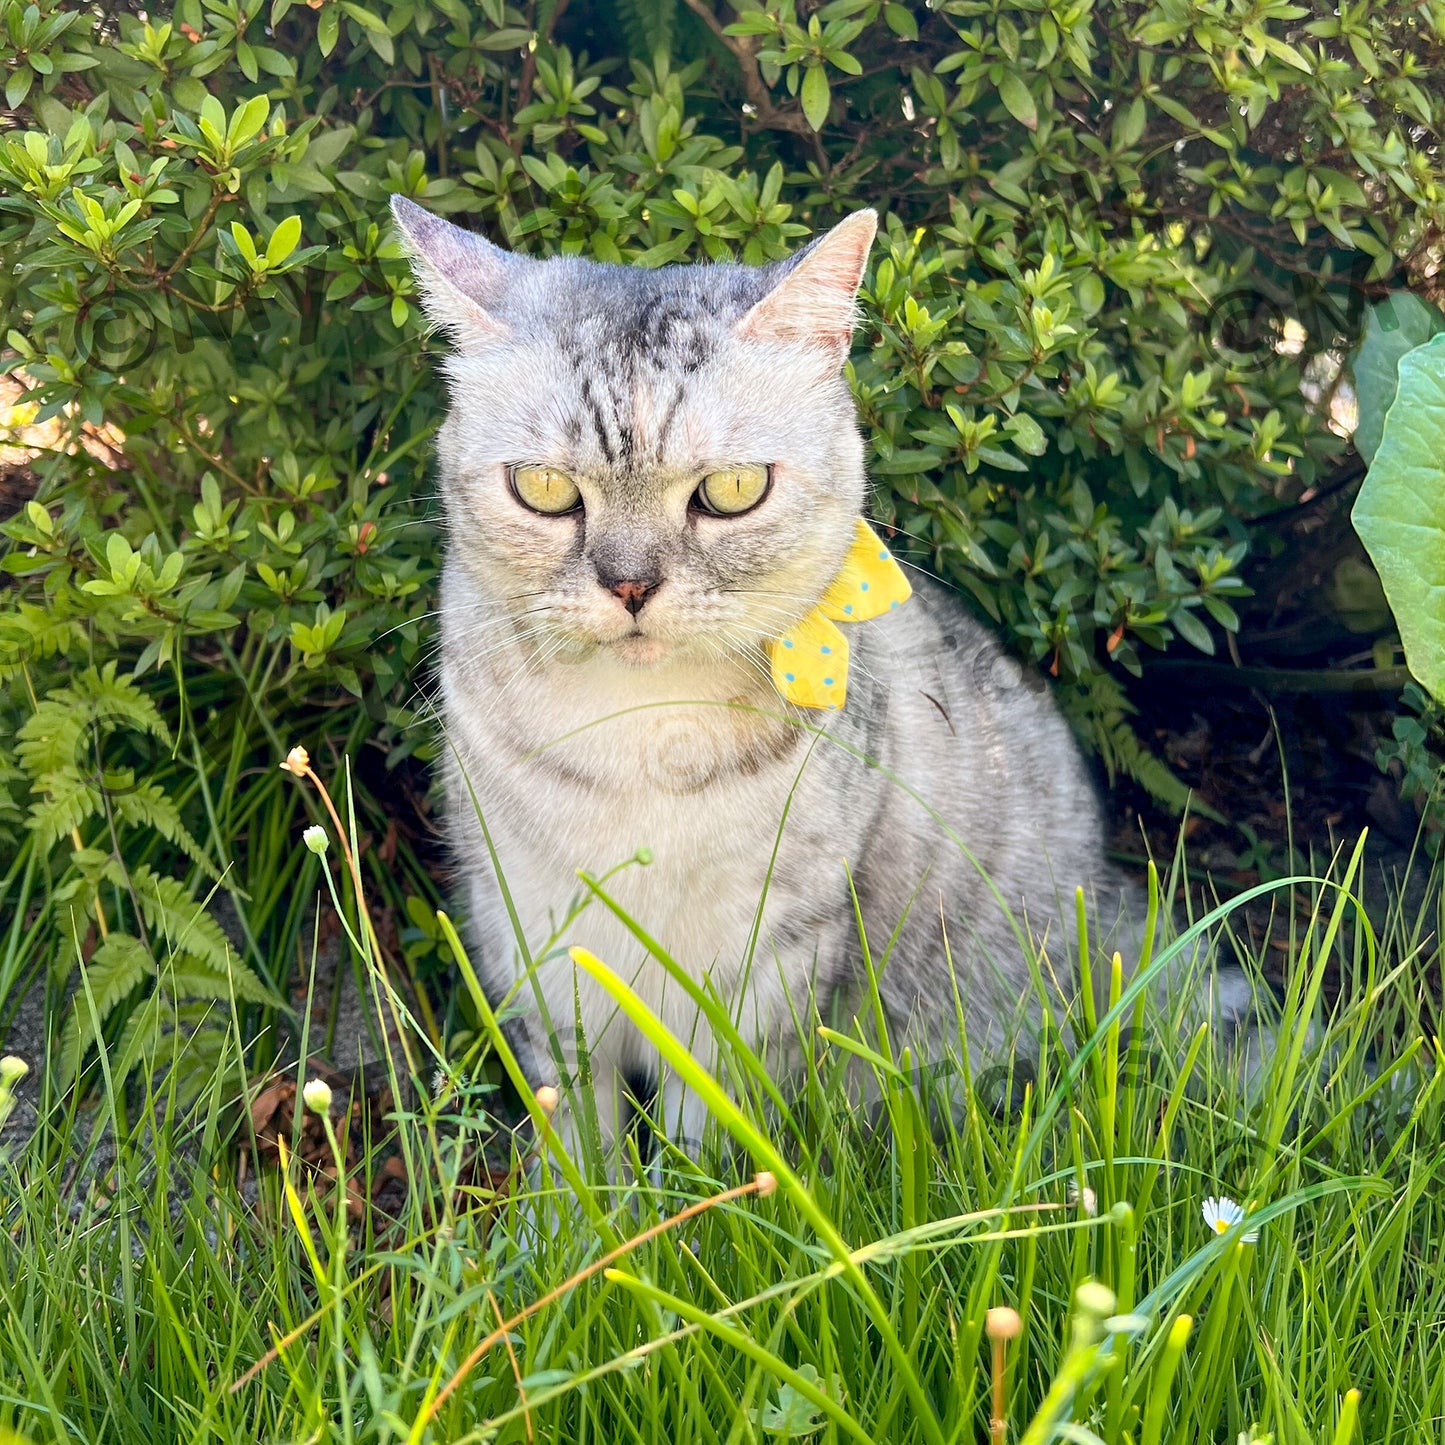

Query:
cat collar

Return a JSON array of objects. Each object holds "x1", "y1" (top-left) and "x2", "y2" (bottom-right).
[{"x1": 767, "y1": 518, "x2": 912, "y2": 711}]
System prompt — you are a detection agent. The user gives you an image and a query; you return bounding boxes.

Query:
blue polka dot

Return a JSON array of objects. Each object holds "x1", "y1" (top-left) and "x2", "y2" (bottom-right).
[
  {"x1": 844, "y1": 604, "x2": 854, "y2": 615},
  {"x1": 890, "y1": 599, "x2": 899, "y2": 608},
  {"x1": 823, "y1": 677, "x2": 833, "y2": 686},
  {"x1": 878, "y1": 549, "x2": 889, "y2": 559},
  {"x1": 783, "y1": 638, "x2": 793, "y2": 649},
  {"x1": 821, "y1": 645, "x2": 832, "y2": 655},
  {"x1": 784, "y1": 672, "x2": 794, "y2": 682},
  {"x1": 861, "y1": 582, "x2": 870, "y2": 591}
]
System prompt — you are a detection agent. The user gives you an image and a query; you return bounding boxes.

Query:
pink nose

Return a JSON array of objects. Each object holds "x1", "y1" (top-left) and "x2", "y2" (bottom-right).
[{"x1": 609, "y1": 579, "x2": 660, "y2": 616}]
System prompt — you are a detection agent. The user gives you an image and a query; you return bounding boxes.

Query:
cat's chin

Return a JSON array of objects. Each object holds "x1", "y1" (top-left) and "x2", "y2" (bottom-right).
[{"x1": 604, "y1": 634, "x2": 674, "y2": 666}]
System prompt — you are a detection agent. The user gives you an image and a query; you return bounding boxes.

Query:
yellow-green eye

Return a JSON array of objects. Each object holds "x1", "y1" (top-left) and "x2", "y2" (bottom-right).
[
  {"x1": 696, "y1": 464, "x2": 770, "y2": 516},
  {"x1": 511, "y1": 465, "x2": 582, "y2": 515}
]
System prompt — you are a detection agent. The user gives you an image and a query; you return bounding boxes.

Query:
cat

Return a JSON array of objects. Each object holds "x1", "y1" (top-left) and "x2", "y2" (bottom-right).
[{"x1": 392, "y1": 195, "x2": 1257, "y2": 1157}]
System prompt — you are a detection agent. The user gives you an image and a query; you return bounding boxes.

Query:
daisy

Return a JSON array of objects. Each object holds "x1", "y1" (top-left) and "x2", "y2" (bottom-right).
[{"x1": 1203, "y1": 1195, "x2": 1259, "y2": 1243}]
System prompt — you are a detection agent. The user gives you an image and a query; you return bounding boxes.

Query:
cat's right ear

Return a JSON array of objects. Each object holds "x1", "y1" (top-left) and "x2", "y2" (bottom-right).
[{"x1": 390, "y1": 196, "x2": 517, "y2": 349}]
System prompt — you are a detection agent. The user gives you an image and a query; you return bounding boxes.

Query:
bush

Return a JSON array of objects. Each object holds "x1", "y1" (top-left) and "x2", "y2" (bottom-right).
[{"x1": 1, "y1": 0, "x2": 1442, "y2": 1075}]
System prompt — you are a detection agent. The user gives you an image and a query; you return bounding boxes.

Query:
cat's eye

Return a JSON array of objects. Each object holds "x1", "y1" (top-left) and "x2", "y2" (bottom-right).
[
  {"x1": 694, "y1": 464, "x2": 771, "y2": 517},
  {"x1": 511, "y1": 465, "x2": 582, "y2": 515}
]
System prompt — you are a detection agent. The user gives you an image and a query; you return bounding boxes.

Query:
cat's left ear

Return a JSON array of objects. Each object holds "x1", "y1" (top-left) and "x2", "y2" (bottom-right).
[
  {"x1": 391, "y1": 195, "x2": 524, "y2": 349},
  {"x1": 737, "y1": 209, "x2": 877, "y2": 357}
]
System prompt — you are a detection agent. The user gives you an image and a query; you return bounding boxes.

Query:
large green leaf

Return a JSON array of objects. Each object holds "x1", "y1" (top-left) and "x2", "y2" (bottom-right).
[
  {"x1": 1349, "y1": 292, "x2": 1445, "y2": 464},
  {"x1": 1351, "y1": 331, "x2": 1445, "y2": 701}
]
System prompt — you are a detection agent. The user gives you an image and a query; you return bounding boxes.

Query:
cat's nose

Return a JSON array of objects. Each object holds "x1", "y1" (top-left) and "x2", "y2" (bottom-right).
[{"x1": 605, "y1": 577, "x2": 661, "y2": 616}]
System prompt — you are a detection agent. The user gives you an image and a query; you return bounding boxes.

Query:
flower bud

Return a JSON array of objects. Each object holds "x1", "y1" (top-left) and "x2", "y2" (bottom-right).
[
  {"x1": 302, "y1": 1077, "x2": 333, "y2": 1114},
  {"x1": 282, "y1": 745, "x2": 310, "y2": 774},
  {"x1": 302, "y1": 824, "x2": 328, "y2": 855},
  {"x1": 985, "y1": 1306, "x2": 1022, "y2": 1341},
  {"x1": 535, "y1": 1085, "x2": 559, "y2": 1115},
  {"x1": 753, "y1": 1170, "x2": 778, "y2": 1198},
  {"x1": 1074, "y1": 1281, "x2": 1117, "y2": 1319},
  {"x1": 0, "y1": 1055, "x2": 28, "y2": 1087}
]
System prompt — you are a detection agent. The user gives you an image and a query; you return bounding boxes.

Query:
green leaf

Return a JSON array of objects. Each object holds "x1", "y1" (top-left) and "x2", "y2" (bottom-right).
[
  {"x1": 317, "y1": 5, "x2": 339, "y2": 55},
  {"x1": 883, "y1": 4, "x2": 917, "y2": 40},
  {"x1": 997, "y1": 70, "x2": 1037, "y2": 131},
  {"x1": 800, "y1": 64, "x2": 831, "y2": 132},
  {"x1": 1114, "y1": 95, "x2": 1146, "y2": 149},
  {"x1": 1172, "y1": 605, "x2": 1215, "y2": 655},
  {"x1": 228, "y1": 94, "x2": 270, "y2": 146},
  {"x1": 230, "y1": 221, "x2": 260, "y2": 268},
  {"x1": 1349, "y1": 292, "x2": 1445, "y2": 464},
  {"x1": 759, "y1": 1364, "x2": 834, "y2": 1436},
  {"x1": 265, "y1": 214, "x2": 303, "y2": 266},
  {"x1": 1004, "y1": 412, "x2": 1047, "y2": 456},
  {"x1": 6, "y1": 66, "x2": 34, "y2": 109},
  {"x1": 1352, "y1": 332, "x2": 1445, "y2": 702}
]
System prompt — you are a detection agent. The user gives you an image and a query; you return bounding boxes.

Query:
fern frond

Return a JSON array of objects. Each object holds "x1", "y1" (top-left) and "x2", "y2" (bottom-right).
[
  {"x1": 58, "y1": 932, "x2": 156, "y2": 1085},
  {"x1": 113, "y1": 994, "x2": 234, "y2": 1101},
  {"x1": 613, "y1": 0, "x2": 676, "y2": 61},
  {"x1": 113, "y1": 783, "x2": 222, "y2": 881},
  {"x1": 27, "y1": 768, "x2": 100, "y2": 850},
  {"x1": 1059, "y1": 670, "x2": 1197, "y2": 816},
  {"x1": 16, "y1": 700, "x2": 87, "y2": 783},
  {"x1": 0, "y1": 600, "x2": 86, "y2": 684},
  {"x1": 16, "y1": 663, "x2": 171, "y2": 779},
  {"x1": 158, "y1": 963, "x2": 249, "y2": 1001},
  {"x1": 110, "y1": 990, "x2": 167, "y2": 1087},
  {"x1": 122, "y1": 863, "x2": 273, "y2": 1003}
]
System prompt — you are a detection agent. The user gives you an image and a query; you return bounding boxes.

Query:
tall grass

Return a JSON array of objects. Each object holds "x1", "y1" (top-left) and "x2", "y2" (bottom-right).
[{"x1": 0, "y1": 775, "x2": 1440, "y2": 1443}]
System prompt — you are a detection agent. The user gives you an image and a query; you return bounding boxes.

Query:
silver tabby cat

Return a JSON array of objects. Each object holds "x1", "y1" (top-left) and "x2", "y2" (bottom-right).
[{"x1": 393, "y1": 196, "x2": 1243, "y2": 1154}]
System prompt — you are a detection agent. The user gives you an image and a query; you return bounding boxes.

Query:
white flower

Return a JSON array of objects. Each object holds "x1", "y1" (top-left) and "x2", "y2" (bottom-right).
[
  {"x1": 302, "y1": 1077, "x2": 333, "y2": 1114},
  {"x1": 1068, "y1": 1179, "x2": 1098, "y2": 1216},
  {"x1": 302, "y1": 824, "x2": 328, "y2": 855},
  {"x1": 1203, "y1": 1195, "x2": 1259, "y2": 1243}
]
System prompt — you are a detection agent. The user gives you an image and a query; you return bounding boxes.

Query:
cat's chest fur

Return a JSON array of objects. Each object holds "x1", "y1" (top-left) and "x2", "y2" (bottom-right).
[{"x1": 440, "y1": 630, "x2": 856, "y2": 990}]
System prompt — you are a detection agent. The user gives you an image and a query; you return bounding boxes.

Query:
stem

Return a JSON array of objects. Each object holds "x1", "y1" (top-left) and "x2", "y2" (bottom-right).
[
  {"x1": 287, "y1": 753, "x2": 440, "y2": 1047},
  {"x1": 989, "y1": 1335, "x2": 1007, "y2": 1445},
  {"x1": 1146, "y1": 660, "x2": 1412, "y2": 693},
  {"x1": 161, "y1": 191, "x2": 226, "y2": 282}
]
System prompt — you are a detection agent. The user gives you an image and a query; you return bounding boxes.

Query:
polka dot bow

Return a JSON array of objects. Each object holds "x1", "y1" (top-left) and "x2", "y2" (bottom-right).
[{"x1": 768, "y1": 518, "x2": 912, "y2": 711}]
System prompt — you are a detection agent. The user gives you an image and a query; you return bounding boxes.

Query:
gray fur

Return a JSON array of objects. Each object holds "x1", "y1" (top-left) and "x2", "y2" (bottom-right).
[{"x1": 393, "y1": 197, "x2": 1231, "y2": 1153}]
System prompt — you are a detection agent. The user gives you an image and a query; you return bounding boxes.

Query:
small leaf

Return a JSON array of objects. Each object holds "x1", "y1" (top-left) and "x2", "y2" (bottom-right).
[
  {"x1": 883, "y1": 4, "x2": 917, "y2": 40},
  {"x1": 997, "y1": 70, "x2": 1037, "y2": 131},
  {"x1": 6, "y1": 66, "x2": 35, "y2": 109},
  {"x1": 1114, "y1": 95, "x2": 1146, "y2": 149},
  {"x1": 800, "y1": 64, "x2": 831, "y2": 132},
  {"x1": 1172, "y1": 605, "x2": 1215, "y2": 655},
  {"x1": 1004, "y1": 412, "x2": 1048, "y2": 456},
  {"x1": 266, "y1": 214, "x2": 302, "y2": 266},
  {"x1": 230, "y1": 221, "x2": 260, "y2": 268}
]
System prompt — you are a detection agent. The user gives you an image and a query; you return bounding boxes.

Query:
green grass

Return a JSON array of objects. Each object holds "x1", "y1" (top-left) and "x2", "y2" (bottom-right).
[{"x1": 0, "y1": 817, "x2": 1441, "y2": 1445}]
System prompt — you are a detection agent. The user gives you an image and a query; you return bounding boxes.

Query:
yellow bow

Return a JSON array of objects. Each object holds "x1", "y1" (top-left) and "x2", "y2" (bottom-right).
[{"x1": 768, "y1": 518, "x2": 912, "y2": 710}]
